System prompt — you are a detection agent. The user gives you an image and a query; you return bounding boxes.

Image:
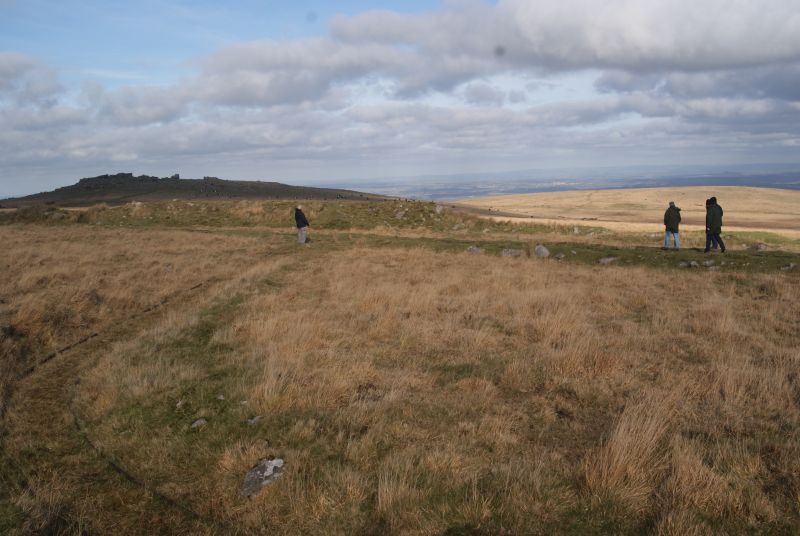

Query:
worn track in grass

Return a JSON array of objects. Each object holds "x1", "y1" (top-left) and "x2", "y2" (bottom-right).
[{"x1": 1, "y1": 278, "x2": 226, "y2": 534}]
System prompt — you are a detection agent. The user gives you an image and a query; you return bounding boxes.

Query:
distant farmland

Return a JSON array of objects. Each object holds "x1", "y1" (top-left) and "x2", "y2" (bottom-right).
[{"x1": 458, "y1": 186, "x2": 800, "y2": 238}]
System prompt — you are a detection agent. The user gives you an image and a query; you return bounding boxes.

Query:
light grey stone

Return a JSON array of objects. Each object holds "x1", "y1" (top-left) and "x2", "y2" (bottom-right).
[
  {"x1": 191, "y1": 418, "x2": 207, "y2": 429},
  {"x1": 554, "y1": 253, "x2": 566, "y2": 260},
  {"x1": 533, "y1": 245, "x2": 550, "y2": 258},
  {"x1": 702, "y1": 260, "x2": 715, "y2": 267},
  {"x1": 466, "y1": 246, "x2": 484, "y2": 254},
  {"x1": 240, "y1": 459, "x2": 285, "y2": 497},
  {"x1": 598, "y1": 257, "x2": 618, "y2": 265},
  {"x1": 501, "y1": 248, "x2": 524, "y2": 258},
  {"x1": 679, "y1": 262, "x2": 689, "y2": 268},
  {"x1": 245, "y1": 416, "x2": 262, "y2": 426},
  {"x1": 689, "y1": 261, "x2": 699, "y2": 268}
]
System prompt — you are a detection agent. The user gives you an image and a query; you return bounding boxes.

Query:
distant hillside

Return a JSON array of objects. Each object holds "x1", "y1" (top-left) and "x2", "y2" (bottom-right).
[{"x1": 0, "y1": 173, "x2": 385, "y2": 207}]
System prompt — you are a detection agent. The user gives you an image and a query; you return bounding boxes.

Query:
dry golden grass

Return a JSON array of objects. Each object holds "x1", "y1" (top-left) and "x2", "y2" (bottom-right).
[
  {"x1": 73, "y1": 245, "x2": 800, "y2": 533},
  {"x1": 0, "y1": 225, "x2": 275, "y2": 420},
  {"x1": 458, "y1": 186, "x2": 800, "y2": 237},
  {"x1": 3, "y1": 221, "x2": 799, "y2": 534}
]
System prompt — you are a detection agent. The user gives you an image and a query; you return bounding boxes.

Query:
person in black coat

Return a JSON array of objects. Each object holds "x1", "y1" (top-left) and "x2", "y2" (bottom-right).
[
  {"x1": 663, "y1": 201, "x2": 681, "y2": 250},
  {"x1": 704, "y1": 197, "x2": 725, "y2": 253},
  {"x1": 295, "y1": 206, "x2": 309, "y2": 244}
]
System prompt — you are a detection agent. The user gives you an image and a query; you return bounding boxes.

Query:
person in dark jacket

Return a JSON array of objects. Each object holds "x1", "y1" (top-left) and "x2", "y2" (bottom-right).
[
  {"x1": 663, "y1": 201, "x2": 681, "y2": 250},
  {"x1": 704, "y1": 197, "x2": 725, "y2": 253},
  {"x1": 294, "y1": 205, "x2": 309, "y2": 244}
]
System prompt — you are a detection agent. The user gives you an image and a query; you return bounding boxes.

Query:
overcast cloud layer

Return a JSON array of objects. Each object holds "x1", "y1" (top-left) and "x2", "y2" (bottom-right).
[{"x1": 3, "y1": 0, "x2": 800, "y2": 197}]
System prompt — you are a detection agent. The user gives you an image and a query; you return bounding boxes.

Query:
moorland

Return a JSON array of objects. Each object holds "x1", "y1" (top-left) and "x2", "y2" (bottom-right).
[{"x1": 1, "y1": 193, "x2": 799, "y2": 535}]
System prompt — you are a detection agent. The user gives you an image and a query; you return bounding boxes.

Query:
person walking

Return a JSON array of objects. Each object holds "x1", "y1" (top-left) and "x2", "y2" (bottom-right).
[
  {"x1": 663, "y1": 201, "x2": 681, "y2": 250},
  {"x1": 294, "y1": 205, "x2": 310, "y2": 244},
  {"x1": 704, "y1": 197, "x2": 725, "y2": 253}
]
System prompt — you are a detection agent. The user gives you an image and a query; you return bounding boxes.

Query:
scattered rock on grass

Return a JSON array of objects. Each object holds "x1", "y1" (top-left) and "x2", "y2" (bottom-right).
[
  {"x1": 689, "y1": 261, "x2": 699, "y2": 268},
  {"x1": 679, "y1": 262, "x2": 689, "y2": 268},
  {"x1": 750, "y1": 242, "x2": 768, "y2": 251},
  {"x1": 216, "y1": 394, "x2": 225, "y2": 401},
  {"x1": 703, "y1": 260, "x2": 715, "y2": 267},
  {"x1": 554, "y1": 252, "x2": 566, "y2": 260},
  {"x1": 191, "y1": 418, "x2": 207, "y2": 429},
  {"x1": 708, "y1": 266, "x2": 720, "y2": 271},
  {"x1": 598, "y1": 257, "x2": 618, "y2": 265},
  {"x1": 781, "y1": 263, "x2": 797, "y2": 271},
  {"x1": 175, "y1": 399, "x2": 185, "y2": 409},
  {"x1": 466, "y1": 246, "x2": 484, "y2": 254},
  {"x1": 501, "y1": 249, "x2": 523, "y2": 258},
  {"x1": 534, "y1": 245, "x2": 550, "y2": 258},
  {"x1": 245, "y1": 416, "x2": 262, "y2": 426},
  {"x1": 240, "y1": 459, "x2": 285, "y2": 497},
  {"x1": 571, "y1": 250, "x2": 577, "y2": 255}
]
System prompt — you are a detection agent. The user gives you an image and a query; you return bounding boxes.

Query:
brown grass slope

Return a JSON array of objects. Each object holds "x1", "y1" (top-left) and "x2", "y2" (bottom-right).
[
  {"x1": 2, "y1": 194, "x2": 800, "y2": 533},
  {"x1": 1, "y1": 216, "x2": 798, "y2": 534}
]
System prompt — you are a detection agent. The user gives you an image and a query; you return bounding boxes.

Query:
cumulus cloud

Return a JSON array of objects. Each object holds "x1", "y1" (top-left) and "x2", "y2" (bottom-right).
[
  {"x1": 501, "y1": 0, "x2": 800, "y2": 71},
  {"x1": 461, "y1": 82, "x2": 506, "y2": 106},
  {"x1": 0, "y1": 52, "x2": 62, "y2": 106},
  {"x1": 4, "y1": 0, "x2": 800, "y2": 197},
  {"x1": 174, "y1": 0, "x2": 800, "y2": 110},
  {"x1": 85, "y1": 83, "x2": 188, "y2": 125}
]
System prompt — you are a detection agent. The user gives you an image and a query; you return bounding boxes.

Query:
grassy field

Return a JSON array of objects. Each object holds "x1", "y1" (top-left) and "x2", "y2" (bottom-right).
[
  {"x1": 1, "y1": 198, "x2": 799, "y2": 535},
  {"x1": 457, "y1": 186, "x2": 800, "y2": 238}
]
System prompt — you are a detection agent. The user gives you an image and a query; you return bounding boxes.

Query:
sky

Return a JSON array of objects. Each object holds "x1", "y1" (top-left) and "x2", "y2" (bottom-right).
[{"x1": 2, "y1": 0, "x2": 800, "y2": 197}]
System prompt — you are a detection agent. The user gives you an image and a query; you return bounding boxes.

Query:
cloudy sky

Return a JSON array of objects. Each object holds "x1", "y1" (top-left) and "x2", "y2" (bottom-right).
[{"x1": 2, "y1": 0, "x2": 800, "y2": 197}]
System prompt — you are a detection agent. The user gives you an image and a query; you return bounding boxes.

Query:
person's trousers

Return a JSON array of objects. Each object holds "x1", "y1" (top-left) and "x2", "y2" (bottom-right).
[
  {"x1": 298, "y1": 226, "x2": 308, "y2": 244},
  {"x1": 664, "y1": 230, "x2": 680, "y2": 249},
  {"x1": 704, "y1": 232, "x2": 725, "y2": 252}
]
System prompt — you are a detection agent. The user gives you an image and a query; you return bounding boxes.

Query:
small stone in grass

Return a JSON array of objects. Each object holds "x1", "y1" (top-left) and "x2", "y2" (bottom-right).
[
  {"x1": 191, "y1": 418, "x2": 207, "y2": 429},
  {"x1": 240, "y1": 459, "x2": 285, "y2": 497}
]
